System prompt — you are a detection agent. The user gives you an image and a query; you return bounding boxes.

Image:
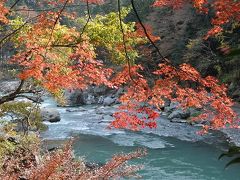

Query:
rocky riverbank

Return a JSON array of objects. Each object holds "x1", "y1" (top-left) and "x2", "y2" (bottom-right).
[
  {"x1": 1, "y1": 80, "x2": 240, "y2": 148},
  {"x1": 62, "y1": 85, "x2": 240, "y2": 147}
]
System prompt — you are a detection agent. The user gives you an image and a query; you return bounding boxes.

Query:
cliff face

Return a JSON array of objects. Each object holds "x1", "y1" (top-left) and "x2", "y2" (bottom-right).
[
  {"x1": 144, "y1": 3, "x2": 212, "y2": 64},
  {"x1": 134, "y1": 3, "x2": 217, "y2": 82}
]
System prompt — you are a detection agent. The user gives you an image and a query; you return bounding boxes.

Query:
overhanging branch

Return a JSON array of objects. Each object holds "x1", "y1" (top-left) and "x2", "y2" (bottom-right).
[{"x1": 0, "y1": 80, "x2": 24, "y2": 104}]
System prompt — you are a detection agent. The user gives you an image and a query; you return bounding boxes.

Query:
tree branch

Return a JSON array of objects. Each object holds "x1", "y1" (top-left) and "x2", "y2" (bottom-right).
[
  {"x1": 0, "y1": 80, "x2": 42, "y2": 104},
  {"x1": 0, "y1": 80, "x2": 24, "y2": 104},
  {"x1": 15, "y1": 95, "x2": 40, "y2": 103}
]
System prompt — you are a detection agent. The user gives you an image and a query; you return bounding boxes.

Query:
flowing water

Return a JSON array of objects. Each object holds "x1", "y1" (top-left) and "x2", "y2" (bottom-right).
[{"x1": 40, "y1": 97, "x2": 240, "y2": 180}]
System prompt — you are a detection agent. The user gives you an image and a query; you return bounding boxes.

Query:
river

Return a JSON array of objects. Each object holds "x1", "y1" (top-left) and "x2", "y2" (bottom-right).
[{"x1": 40, "y1": 97, "x2": 240, "y2": 180}]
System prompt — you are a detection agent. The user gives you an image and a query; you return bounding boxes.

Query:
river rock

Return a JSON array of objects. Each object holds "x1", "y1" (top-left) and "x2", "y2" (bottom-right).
[
  {"x1": 98, "y1": 119, "x2": 112, "y2": 124},
  {"x1": 98, "y1": 115, "x2": 114, "y2": 124},
  {"x1": 97, "y1": 96, "x2": 104, "y2": 104},
  {"x1": 41, "y1": 108, "x2": 61, "y2": 123},
  {"x1": 15, "y1": 96, "x2": 43, "y2": 103},
  {"x1": 63, "y1": 85, "x2": 125, "y2": 106},
  {"x1": 85, "y1": 162, "x2": 104, "y2": 170},
  {"x1": 85, "y1": 94, "x2": 96, "y2": 105},
  {"x1": 71, "y1": 90, "x2": 97, "y2": 105},
  {"x1": 168, "y1": 109, "x2": 190, "y2": 119},
  {"x1": 64, "y1": 89, "x2": 83, "y2": 105},
  {"x1": 164, "y1": 99, "x2": 171, "y2": 108}
]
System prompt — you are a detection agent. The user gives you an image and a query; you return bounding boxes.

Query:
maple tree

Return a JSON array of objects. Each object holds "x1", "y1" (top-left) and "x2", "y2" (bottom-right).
[{"x1": 0, "y1": 0, "x2": 239, "y2": 134}]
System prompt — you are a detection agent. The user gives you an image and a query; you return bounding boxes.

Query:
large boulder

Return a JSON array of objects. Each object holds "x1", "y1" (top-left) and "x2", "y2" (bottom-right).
[
  {"x1": 84, "y1": 94, "x2": 97, "y2": 105},
  {"x1": 63, "y1": 85, "x2": 125, "y2": 106},
  {"x1": 0, "y1": 80, "x2": 21, "y2": 93},
  {"x1": 64, "y1": 86, "x2": 113, "y2": 106},
  {"x1": 40, "y1": 108, "x2": 61, "y2": 123}
]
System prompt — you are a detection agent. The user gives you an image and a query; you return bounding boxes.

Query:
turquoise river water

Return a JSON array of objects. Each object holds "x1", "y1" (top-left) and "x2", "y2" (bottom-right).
[{"x1": 41, "y1": 98, "x2": 240, "y2": 180}]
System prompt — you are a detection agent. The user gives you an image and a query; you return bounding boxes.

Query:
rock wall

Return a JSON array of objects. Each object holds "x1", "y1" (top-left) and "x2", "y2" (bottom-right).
[{"x1": 64, "y1": 86, "x2": 124, "y2": 106}]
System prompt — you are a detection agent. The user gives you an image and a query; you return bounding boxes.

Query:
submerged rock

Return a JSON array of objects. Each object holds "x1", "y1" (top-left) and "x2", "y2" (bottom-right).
[
  {"x1": 98, "y1": 115, "x2": 114, "y2": 124},
  {"x1": 66, "y1": 107, "x2": 87, "y2": 112}
]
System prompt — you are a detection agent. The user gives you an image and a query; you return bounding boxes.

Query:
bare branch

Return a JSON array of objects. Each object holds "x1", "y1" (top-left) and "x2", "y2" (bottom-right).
[{"x1": 15, "y1": 95, "x2": 40, "y2": 103}]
